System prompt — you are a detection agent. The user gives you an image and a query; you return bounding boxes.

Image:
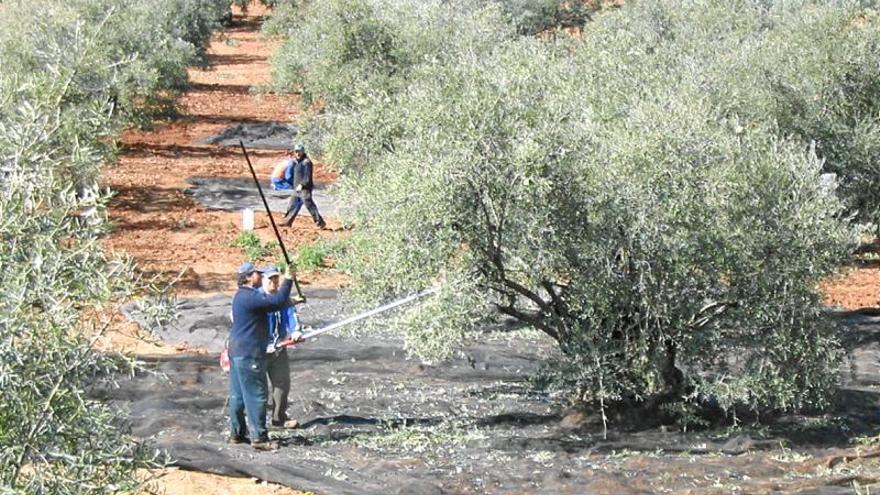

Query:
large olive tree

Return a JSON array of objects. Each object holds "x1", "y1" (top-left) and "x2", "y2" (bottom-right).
[{"x1": 271, "y1": 0, "x2": 868, "y2": 413}]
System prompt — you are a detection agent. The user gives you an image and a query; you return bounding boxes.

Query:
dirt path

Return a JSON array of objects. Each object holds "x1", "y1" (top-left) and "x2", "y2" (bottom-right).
[
  {"x1": 100, "y1": 3, "x2": 327, "y2": 493},
  {"x1": 102, "y1": 3, "x2": 340, "y2": 300},
  {"x1": 822, "y1": 264, "x2": 880, "y2": 310},
  {"x1": 99, "y1": 2, "x2": 346, "y2": 356}
]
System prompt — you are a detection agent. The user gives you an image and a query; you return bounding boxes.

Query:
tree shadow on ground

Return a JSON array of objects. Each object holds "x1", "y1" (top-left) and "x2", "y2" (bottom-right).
[
  {"x1": 300, "y1": 414, "x2": 444, "y2": 429},
  {"x1": 110, "y1": 185, "x2": 195, "y2": 214},
  {"x1": 206, "y1": 53, "x2": 266, "y2": 66},
  {"x1": 525, "y1": 384, "x2": 880, "y2": 456},
  {"x1": 119, "y1": 141, "x2": 252, "y2": 159},
  {"x1": 224, "y1": 14, "x2": 263, "y2": 33},
  {"x1": 180, "y1": 114, "x2": 282, "y2": 126},
  {"x1": 189, "y1": 82, "x2": 254, "y2": 95}
]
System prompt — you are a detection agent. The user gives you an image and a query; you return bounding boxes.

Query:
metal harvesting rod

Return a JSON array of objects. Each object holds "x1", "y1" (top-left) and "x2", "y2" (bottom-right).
[{"x1": 280, "y1": 287, "x2": 440, "y2": 346}]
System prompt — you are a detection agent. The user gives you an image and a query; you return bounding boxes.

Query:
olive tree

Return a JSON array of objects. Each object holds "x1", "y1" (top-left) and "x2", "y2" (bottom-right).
[
  {"x1": 711, "y1": 4, "x2": 880, "y2": 226},
  {"x1": 0, "y1": 0, "x2": 228, "y2": 492},
  {"x1": 268, "y1": 0, "x2": 513, "y2": 112},
  {"x1": 1, "y1": 0, "x2": 229, "y2": 135},
  {"x1": 298, "y1": 0, "x2": 865, "y2": 415}
]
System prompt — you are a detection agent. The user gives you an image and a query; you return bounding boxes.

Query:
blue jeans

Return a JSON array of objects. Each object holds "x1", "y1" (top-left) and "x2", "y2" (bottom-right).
[{"x1": 228, "y1": 356, "x2": 269, "y2": 442}]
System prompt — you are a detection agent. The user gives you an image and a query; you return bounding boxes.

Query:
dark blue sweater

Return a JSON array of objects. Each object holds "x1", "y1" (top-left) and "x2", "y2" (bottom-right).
[
  {"x1": 285, "y1": 155, "x2": 314, "y2": 191},
  {"x1": 229, "y1": 279, "x2": 293, "y2": 358}
]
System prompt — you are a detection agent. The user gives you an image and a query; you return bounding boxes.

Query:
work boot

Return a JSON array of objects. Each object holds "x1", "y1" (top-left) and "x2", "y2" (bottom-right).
[
  {"x1": 251, "y1": 439, "x2": 280, "y2": 451},
  {"x1": 270, "y1": 418, "x2": 298, "y2": 428},
  {"x1": 227, "y1": 435, "x2": 247, "y2": 445},
  {"x1": 280, "y1": 212, "x2": 295, "y2": 227},
  {"x1": 316, "y1": 218, "x2": 327, "y2": 230}
]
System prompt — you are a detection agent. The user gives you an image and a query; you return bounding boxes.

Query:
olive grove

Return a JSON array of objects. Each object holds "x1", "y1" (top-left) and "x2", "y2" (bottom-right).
[
  {"x1": 0, "y1": 0, "x2": 229, "y2": 492},
  {"x1": 268, "y1": 0, "x2": 878, "y2": 414}
]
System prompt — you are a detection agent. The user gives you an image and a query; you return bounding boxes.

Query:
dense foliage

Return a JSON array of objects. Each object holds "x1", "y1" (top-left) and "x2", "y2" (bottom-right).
[
  {"x1": 498, "y1": 0, "x2": 603, "y2": 35},
  {"x1": 267, "y1": 0, "x2": 512, "y2": 111},
  {"x1": 0, "y1": 0, "x2": 228, "y2": 492},
  {"x1": 234, "y1": 0, "x2": 300, "y2": 11},
  {"x1": 268, "y1": 0, "x2": 875, "y2": 415}
]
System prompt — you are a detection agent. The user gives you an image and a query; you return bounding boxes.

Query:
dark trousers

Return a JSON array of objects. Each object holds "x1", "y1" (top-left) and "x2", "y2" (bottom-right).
[
  {"x1": 283, "y1": 190, "x2": 324, "y2": 226},
  {"x1": 228, "y1": 356, "x2": 269, "y2": 442},
  {"x1": 266, "y1": 349, "x2": 291, "y2": 425}
]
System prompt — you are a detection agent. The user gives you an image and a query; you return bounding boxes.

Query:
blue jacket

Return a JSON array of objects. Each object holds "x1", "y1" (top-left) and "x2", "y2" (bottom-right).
[
  {"x1": 229, "y1": 279, "x2": 292, "y2": 358},
  {"x1": 272, "y1": 159, "x2": 294, "y2": 190},
  {"x1": 265, "y1": 289, "x2": 299, "y2": 351}
]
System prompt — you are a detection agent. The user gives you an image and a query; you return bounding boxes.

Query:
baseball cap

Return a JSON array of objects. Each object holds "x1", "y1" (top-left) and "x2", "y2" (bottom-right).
[
  {"x1": 262, "y1": 265, "x2": 281, "y2": 277},
  {"x1": 237, "y1": 262, "x2": 263, "y2": 275},
  {"x1": 292, "y1": 143, "x2": 305, "y2": 152}
]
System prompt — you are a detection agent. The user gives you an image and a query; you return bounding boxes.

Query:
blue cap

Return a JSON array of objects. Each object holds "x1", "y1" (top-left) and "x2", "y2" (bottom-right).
[
  {"x1": 237, "y1": 262, "x2": 262, "y2": 275},
  {"x1": 261, "y1": 265, "x2": 281, "y2": 277},
  {"x1": 292, "y1": 143, "x2": 305, "y2": 152}
]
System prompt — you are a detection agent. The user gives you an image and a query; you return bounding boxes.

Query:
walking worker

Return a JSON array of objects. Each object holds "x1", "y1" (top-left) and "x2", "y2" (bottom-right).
[
  {"x1": 280, "y1": 143, "x2": 326, "y2": 229},
  {"x1": 228, "y1": 261, "x2": 294, "y2": 451},
  {"x1": 261, "y1": 265, "x2": 304, "y2": 428}
]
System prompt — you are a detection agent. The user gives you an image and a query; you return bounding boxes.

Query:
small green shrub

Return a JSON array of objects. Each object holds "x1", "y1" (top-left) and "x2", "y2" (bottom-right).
[
  {"x1": 296, "y1": 243, "x2": 328, "y2": 270},
  {"x1": 231, "y1": 231, "x2": 270, "y2": 260},
  {"x1": 497, "y1": 0, "x2": 599, "y2": 35}
]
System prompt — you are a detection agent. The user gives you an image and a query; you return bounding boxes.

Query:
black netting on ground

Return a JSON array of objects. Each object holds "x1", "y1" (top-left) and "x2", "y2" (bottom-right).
[
  {"x1": 197, "y1": 122, "x2": 299, "y2": 149},
  {"x1": 110, "y1": 296, "x2": 880, "y2": 494},
  {"x1": 184, "y1": 176, "x2": 337, "y2": 215}
]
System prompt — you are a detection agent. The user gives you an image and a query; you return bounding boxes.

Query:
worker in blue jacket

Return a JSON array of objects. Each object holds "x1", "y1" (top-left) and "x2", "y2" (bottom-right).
[
  {"x1": 227, "y1": 261, "x2": 296, "y2": 451},
  {"x1": 261, "y1": 265, "x2": 303, "y2": 428}
]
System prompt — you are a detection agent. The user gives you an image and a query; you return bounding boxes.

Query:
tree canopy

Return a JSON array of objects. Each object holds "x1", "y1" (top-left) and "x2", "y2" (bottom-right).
[
  {"x1": 268, "y1": 0, "x2": 877, "y2": 414},
  {"x1": 0, "y1": 0, "x2": 229, "y2": 492}
]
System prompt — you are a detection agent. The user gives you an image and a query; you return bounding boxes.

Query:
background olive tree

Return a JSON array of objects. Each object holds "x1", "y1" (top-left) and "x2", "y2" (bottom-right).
[
  {"x1": 0, "y1": 0, "x2": 228, "y2": 492},
  {"x1": 267, "y1": 0, "x2": 874, "y2": 416}
]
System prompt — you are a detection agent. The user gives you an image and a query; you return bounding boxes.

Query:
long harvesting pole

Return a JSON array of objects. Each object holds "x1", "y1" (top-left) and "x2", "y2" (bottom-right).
[
  {"x1": 280, "y1": 287, "x2": 440, "y2": 346},
  {"x1": 239, "y1": 140, "x2": 305, "y2": 302}
]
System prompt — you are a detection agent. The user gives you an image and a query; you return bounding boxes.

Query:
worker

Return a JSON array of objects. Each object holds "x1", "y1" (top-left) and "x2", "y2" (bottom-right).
[
  {"x1": 279, "y1": 143, "x2": 326, "y2": 229},
  {"x1": 227, "y1": 261, "x2": 294, "y2": 451},
  {"x1": 261, "y1": 265, "x2": 303, "y2": 429}
]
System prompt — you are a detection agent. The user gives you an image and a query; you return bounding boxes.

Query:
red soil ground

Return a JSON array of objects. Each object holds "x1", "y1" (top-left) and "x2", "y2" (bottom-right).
[
  {"x1": 101, "y1": 3, "x2": 342, "y2": 301},
  {"x1": 822, "y1": 265, "x2": 880, "y2": 310}
]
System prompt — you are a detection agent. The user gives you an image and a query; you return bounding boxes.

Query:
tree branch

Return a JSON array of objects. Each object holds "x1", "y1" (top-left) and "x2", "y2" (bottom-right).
[
  {"x1": 495, "y1": 303, "x2": 559, "y2": 341},
  {"x1": 688, "y1": 300, "x2": 737, "y2": 330}
]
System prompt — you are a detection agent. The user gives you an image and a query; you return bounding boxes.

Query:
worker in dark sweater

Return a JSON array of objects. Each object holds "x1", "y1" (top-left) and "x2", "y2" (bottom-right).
[
  {"x1": 279, "y1": 143, "x2": 326, "y2": 229},
  {"x1": 227, "y1": 261, "x2": 298, "y2": 450}
]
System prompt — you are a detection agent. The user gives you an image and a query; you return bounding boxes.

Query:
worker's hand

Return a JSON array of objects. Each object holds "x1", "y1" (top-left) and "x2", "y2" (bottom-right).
[
  {"x1": 284, "y1": 264, "x2": 294, "y2": 279},
  {"x1": 295, "y1": 184, "x2": 303, "y2": 192},
  {"x1": 278, "y1": 331, "x2": 305, "y2": 349}
]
